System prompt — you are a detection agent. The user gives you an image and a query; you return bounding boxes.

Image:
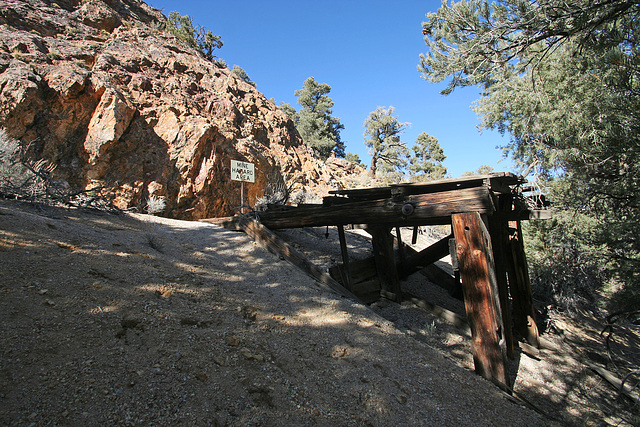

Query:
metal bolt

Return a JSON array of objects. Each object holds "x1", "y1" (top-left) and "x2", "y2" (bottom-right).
[{"x1": 401, "y1": 203, "x2": 415, "y2": 216}]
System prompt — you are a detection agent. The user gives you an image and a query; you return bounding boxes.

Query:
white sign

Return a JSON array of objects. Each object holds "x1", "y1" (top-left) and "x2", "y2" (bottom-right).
[{"x1": 230, "y1": 160, "x2": 255, "y2": 183}]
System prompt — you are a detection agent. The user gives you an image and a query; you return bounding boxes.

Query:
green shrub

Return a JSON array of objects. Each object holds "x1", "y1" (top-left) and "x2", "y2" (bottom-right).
[{"x1": 165, "y1": 11, "x2": 223, "y2": 61}]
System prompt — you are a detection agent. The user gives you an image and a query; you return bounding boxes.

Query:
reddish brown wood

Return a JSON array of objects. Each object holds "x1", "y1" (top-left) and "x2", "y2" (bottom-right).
[
  {"x1": 258, "y1": 187, "x2": 494, "y2": 229},
  {"x1": 507, "y1": 221, "x2": 540, "y2": 348},
  {"x1": 489, "y1": 197, "x2": 515, "y2": 359},
  {"x1": 452, "y1": 212, "x2": 511, "y2": 391}
]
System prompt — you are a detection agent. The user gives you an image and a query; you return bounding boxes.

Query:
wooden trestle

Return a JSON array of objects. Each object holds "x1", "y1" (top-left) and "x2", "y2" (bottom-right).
[{"x1": 204, "y1": 172, "x2": 549, "y2": 391}]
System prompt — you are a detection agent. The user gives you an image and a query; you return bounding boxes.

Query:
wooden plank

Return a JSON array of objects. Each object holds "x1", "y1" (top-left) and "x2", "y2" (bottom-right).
[
  {"x1": 337, "y1": 225, "x2": 351, "y2": 289},
  {"x1": 395, "y1": 226, "x2": 406, "y2": 276},
  {"x1": 369, "y1": 226, "x2": 401, "y2": 301},
  {"x1": 329, "y1": 172, "x2": 522, "y2": 198},
  {"x1": 258, "y1": 186, "x2": 494, "y2": 229},
  {"x1": 199, "y1": 215, "x2": 242, "y2": 230},
  {"x1": 404, "y1": 292, "x2": 470, "y2": 335},
  {"x1": 420, "y1": 264, "x2": 463, "y2": 300},
  {"x1": 330, "y1": 257, "x2": 377, "y2": 285},
  {"x1": 507, "y1": 221, "x2": 540, "y2": 348},
  {"x1": 402, "y1": 234, "x2": 452, "y2": 276},
  {"x1": 588, "y1": 362, "x2": 640, "y2": 404},
  {"x1": 489, "y1": 196, "x2": 515, "y2": 360},
  {"x1": 235, "y1": 216, "x2": 361, "y2": 302},
  {"x1": 452, "y1": 212, "x2": 511, "y2": 391}
]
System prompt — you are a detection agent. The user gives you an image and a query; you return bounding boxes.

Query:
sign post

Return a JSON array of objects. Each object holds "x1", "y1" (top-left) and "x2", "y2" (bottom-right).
[{"x1": 230, "y1": 160, "x2": 255, "y2": 214}]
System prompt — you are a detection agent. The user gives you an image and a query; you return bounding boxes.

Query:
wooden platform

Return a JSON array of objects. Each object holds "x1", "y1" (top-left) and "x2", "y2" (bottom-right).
[{"x1": 203, "y1": 173, "x2": 550, "y2": 391}]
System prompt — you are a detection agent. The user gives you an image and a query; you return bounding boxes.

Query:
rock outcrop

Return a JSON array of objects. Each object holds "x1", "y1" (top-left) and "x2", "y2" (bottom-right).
[{"x1": 0, "y1": 0, "x2": 354, "y2": 219}]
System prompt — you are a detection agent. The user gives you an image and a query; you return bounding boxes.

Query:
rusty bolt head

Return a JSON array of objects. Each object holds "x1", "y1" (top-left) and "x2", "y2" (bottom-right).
[{"x1": 401, "y1": 203, "x2": 415, "y2": 216}]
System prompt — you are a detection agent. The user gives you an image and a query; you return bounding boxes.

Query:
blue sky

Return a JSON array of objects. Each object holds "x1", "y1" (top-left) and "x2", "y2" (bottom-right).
[{"x1": 148, "y1": 0, "x2": 513, "y2": 177}]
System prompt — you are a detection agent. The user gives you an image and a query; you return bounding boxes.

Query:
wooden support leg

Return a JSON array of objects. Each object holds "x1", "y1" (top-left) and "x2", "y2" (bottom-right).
[
  {"x1": 395, "y1": 226, "x2": 407, "y2": 279},
  {"x1": 337, "y1": 225, "x2": 351, "y2": 290},
  {"x1": 452, "y1": 212, "x2": 511, "y2": 392},
  {"x1": 369, "y1": 226, "x2": 402, "y2": 301},
  {"x1": 507, "y1": 221, "x2": 540, "y2": 348},
  {"x1": 489, "y1": 197, "x2": 515, "y2": 360},
  {"x1": 412, "y1": 225, "x2": 419, "y2": 245}
]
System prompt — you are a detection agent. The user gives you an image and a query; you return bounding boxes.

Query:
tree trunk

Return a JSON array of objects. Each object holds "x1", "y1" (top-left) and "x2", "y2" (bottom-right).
[{"x1": 370, "y1": 153, "x2": 377, "y2": 177}]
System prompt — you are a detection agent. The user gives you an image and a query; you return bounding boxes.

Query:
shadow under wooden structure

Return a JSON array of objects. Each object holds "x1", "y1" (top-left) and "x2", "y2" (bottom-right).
[{"x1": 204, "y1": 173, "x2": 550, "y2": 392}]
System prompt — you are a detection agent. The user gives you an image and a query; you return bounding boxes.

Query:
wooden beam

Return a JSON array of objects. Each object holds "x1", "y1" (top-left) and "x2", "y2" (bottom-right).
[
  {"x1": 329, "y1": 172, "x2": 523, "y2": 199},
  {"x1": 402, "y1": 234, "x2": 452, "y2": 276},
  {"x1": 588, "y1": 362, "x2": 640, "y2": 404},
  {"x1": 507, "y1": 221, "x2": 540, "y2": 348},
  {"x1": 199, "y1": 216, "x2": 242, "y2": 230},
  {"x1": 420, "y1": 264, "x2": 463, "y2": 300},
  {"x1": 452, "y1": 212, "x2": 511, "y2": 392},
  {"x1": 330, "y1": 257, "x2": 377, "y2": 285},
  {"x1": 337, "y1": 225, "x2": 351, "y2": 290},
  {"x1": 369, "y1": 226, "x2": 402, "y2": 301},
  {"x1": 395, "y1": 226, "x2": 406, "y2": 275},
  {"x1": 489, "y1": 196, "x2": 516, "y2": 360},
  {"x1": 404, "y1": 292, "x2": 470, "y2": 335},
  {"x1": 234, "y1": 216, "x2": 361, "y2": 302},
  {"x1": 258, "y1": 186, "x2": 494, "y2": 229}
]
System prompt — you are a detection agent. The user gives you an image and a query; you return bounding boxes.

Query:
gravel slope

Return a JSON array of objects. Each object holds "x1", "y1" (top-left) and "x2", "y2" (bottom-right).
[{"x1": 0, "y1": 199, "x2": 550, "y2": 426}]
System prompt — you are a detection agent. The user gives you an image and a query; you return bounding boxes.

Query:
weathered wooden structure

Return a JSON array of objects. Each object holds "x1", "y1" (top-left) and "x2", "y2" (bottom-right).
[{"x1": 205, "y1": 173, "x2": 549, "y2": 391}]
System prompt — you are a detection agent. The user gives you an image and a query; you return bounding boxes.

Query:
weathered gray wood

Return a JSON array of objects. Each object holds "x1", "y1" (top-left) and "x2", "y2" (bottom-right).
[
  {"x1": 453, "y1": 212, "x2": 511, "y2": 392},
  {"x1": 330, "y1": 257, "x2": 378, "y2": 285},
  {"x1": 588, "y1": 362, "x2": 640, "y2": 404},
  {"x1": 235, "y1": 216, "x2": 361, "y2": 302},
  {"x1": 395, "y1": 226, "x2": 406, "y2": 275},
  {"x1": 369, "y1": 226, "x2": 401, "y2": 301},
  {"x1": 330, "y1": 172, "x2": 523, "y2": 199},
  {"x1": 337, "y1": 225, "x2": 351, "y2": 290},
  {"x1": 404, "y1": 292, "x2": 470, "y2": 335},
  {"x1": 199, "y1": 216, "x2": 242, "y2": 230},
  {"x1": 402, "y1": 234, "x2": 452, "y2": 276},
  {"x1": 489, "y1": 197, "x2": 515, "y2": 360},
  {"x1": 507, "y1": 221, "x2": 540, "y2": 348},
  {"x1": 258, "y1": 186, "x2": 494, "y2": 229},
  {"x1": 420, "y1": 264, "x2": 463, "y2": 300}
]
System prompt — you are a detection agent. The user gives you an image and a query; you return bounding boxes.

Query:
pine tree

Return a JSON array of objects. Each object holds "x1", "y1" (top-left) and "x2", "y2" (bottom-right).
[
  {"x1": 419, "y1": 0, "x2": 640, "y2": 310},
  {"x1": 166, "y1": 11, "x2": 223, "y2": 62},
  {"x1": 231, "y1": 65, "x2": 255, "y2": 87},
  {"x1": 293, "y1": 77, "x2": 345, "y2": 160},
  {"x1": 363, "y1": 106, "x2": 409, "y2": 177},
  {"x1": 409, "y1": 132, "x2": 446, "y2": 181}
]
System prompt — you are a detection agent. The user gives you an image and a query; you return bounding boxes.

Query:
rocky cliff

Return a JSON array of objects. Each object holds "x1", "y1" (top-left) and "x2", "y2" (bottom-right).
[{"x1": 0, "y1": 0, "x2": 359, "y2": 219}]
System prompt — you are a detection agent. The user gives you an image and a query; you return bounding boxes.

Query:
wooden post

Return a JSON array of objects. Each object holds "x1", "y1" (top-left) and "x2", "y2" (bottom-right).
[
  {"x1": 369, "y1": 226, "x2": 402, "y2": 301},
  {"x1": 452, "y1": 212, "x2": 511, "y2": 391},
  {"x1": 489, "y1": 197, "x2": 515, "y2": 360},
  {"x1": 337, "y1": 225, "x2": 351, "y2": 290},
  {"x1": 412, "y1": 225, "x2": 419, "y2": 245},
  {"x1": 507, "y1": 220, "x2": 540, "y2": 348}
]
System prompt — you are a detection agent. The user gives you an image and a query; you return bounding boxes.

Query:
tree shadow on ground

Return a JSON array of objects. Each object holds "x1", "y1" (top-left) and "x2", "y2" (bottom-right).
[
  {"x1": 275, "y1": 225, "x2": 640, "y2": 426},
  {"x1": 0, "y1": 200, "x2": 547, "y2": 426}
]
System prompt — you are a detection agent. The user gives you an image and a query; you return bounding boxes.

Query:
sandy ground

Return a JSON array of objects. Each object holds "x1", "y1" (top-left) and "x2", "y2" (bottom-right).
[{"x1": 0, "y1": 199, "x2": 637, "y2": 426}]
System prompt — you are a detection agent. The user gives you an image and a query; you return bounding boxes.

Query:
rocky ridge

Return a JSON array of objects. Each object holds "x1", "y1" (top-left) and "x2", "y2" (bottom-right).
[{"x1": 0, "y1": 0, "x2": 360, "y2": 219}]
